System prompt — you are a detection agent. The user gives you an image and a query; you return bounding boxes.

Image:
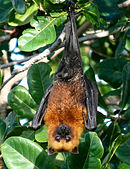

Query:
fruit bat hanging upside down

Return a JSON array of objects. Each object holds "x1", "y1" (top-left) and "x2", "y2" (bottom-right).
[{"x1": 32, "y1": 7, "x2": 98, "y2": 155}]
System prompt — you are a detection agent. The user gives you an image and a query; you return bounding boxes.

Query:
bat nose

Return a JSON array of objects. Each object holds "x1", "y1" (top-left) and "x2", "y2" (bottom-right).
[
  {"x1": 58, "y1": 124, "x2": 70, "y2": 135},
  {"x1": 56, "y1": 124, "x2": 71, "y2": 138}
]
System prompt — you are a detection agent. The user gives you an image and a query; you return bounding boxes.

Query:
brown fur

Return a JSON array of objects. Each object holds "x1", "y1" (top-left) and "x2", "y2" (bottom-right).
[{"x1": 44, "y1": 75, "x2": 87, "y2": 152}]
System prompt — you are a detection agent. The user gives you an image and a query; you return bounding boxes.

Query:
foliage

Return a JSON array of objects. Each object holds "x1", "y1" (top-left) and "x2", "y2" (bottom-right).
[{"x1": 0, "y1": 0, "x2": 130, "y2": 169}]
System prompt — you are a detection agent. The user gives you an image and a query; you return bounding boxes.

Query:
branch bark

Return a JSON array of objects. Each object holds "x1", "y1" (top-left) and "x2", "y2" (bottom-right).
[
  {"x1": 77, "y1": 22, "x2": 92, "y2": 36},
  {"x1": 107, "y1": 114, "x2": 130, "y2": 122},
  {"x1": 0, "y1": 50, "x2": 11, "y2": 118},
  {"x1": 0, "y1": 56, "x2": 33, "y2": 69}
]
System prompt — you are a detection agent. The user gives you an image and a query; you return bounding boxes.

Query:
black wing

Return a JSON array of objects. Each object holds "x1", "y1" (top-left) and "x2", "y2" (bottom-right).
[
  {"x1": 83, "y1": 76, "x2": 98, "y2": 130},
  {"x1": 32, "y1": 85, "x2": 52, "y2": 130}
]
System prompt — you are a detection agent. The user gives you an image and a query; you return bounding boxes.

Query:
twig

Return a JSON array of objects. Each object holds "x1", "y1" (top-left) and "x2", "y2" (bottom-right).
[
  {"x1": 77, "y1": 21, "x2": 92, "y2": 36},
  {"x1": 92, "y1": 49, "x2": 109, "y2": 58},
  {"x1": 0, "y1": 34, "x2": 10, "y2": 43},
  {"x1": 99, "y1": 111, "x2": 130, "y2": 122},
  {"x1": 118, "y1": 0, "x2": 130, "y2": 8},
  {"x1": 107, "y1": 114, "x2": 130, "y2": 122},
  {"x1": 0, "y1": 56, "x2": 33, "y2": 69},
  {"x1": 79, "y1": 27, "x2": 121, "y2": 43}
]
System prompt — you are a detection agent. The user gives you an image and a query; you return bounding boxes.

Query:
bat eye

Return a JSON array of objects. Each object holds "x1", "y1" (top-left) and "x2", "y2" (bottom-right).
[
  {"x1": 66, "y1": 136, "x2": 71, "y2": 142},
  {"x1": 55, "y1": 135, "x2": 61, "y2": 142}
]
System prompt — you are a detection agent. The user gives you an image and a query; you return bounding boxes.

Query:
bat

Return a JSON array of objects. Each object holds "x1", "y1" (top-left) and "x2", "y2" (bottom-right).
[{"x1": 32, "y1": 6, "x2": 98, "y2": 155}]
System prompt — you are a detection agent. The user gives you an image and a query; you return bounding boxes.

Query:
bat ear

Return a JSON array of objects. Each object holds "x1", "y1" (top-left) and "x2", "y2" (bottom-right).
[
  {"x1": 72, "y1": 147, "x2": 79, "y2": 154},
  {"x1": 48, "y1": 147, "x2": 56, "y2": 156}
]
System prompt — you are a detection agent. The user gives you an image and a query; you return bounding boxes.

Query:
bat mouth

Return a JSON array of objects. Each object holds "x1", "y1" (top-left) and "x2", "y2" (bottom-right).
[{"x1": 48, "y1": 146, "x2": 79, "y2": 155}]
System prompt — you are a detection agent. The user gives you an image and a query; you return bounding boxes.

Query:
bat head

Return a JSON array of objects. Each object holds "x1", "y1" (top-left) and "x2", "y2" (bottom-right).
[{"x1": 48, "y1": 124, "x2": 83, "y2": 155}]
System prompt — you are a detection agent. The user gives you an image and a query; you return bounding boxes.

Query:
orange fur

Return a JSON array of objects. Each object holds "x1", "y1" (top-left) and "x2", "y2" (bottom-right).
[
  {"x1": 48, "y1": 125, "x2": 83, "y2": 152},
  {"x1": 44, "y1": 75, "x2": 87, "y2": 152}
]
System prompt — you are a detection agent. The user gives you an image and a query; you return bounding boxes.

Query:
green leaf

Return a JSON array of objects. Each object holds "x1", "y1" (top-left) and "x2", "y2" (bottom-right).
[
  {"x1": 8, "y1": 3, "x2": 38, "y2": 26},
  {"x1": 1, "y1": 137, "x2": 46, "y2": 169},
  {"x1": 98, "y1": 93, "x2": 108, "y2": 110},
  {"x1": 5, "y1": 111, "x2": 19, "y2": 135},
  {"x1": 6, "y1": 127, "x2": 35, "y2": 141},
  {"x1": 120, "y1": 121, "x2": 130, "y2": 136},
  {"x1": 65, "y1": 132, "x2": 104, "y2": 169},
  {"x1": 82, "y1": 2, "x2": 100, "y2": 25},
  {"x1": 103, "y1": 89, "x2": 121, "y2": 98},
  {"x1": 32, "y1": 0, "x2": 42, "y2": 8},
  {"x1": 95, "y1": 0, "x2": 121, "y2": 22},
  {"x1": 125, "y1": 38, "x2": 130, "y2": 51},
  {"x1": 120, "y1": 63, "x2": 130, "y2": 109},
  {"x1": 35, "y1": 126, "x2": 48, "y2": 142},
  {"x1": 120, "y1": 163, "x2": 130, "y2": 169},
  {"x1": 98, "y1": 58, "x2": 128, "y2": 88},
  {"x1": 97, "y1": 111, "x2": 106, "y2": 124},
  {"x1": 6, "y1": 126, "x2": 27, "y2": 137},
  {"x1": 8, "y1": 86, "x2": 38, "y2": 119},
  {"x1": 115, "y1": 35, "x2": 126, "y2": 58},
  {"x1": 123, "y1": 107, "x2": 130, "y2": 119},
  {"x1": 0, "y1": 118, "x2": 6, "y2": 144},
  {"x1": 21, "y1": 128, "x2": 35, "y2": 140},
  {"x1": 101, "y1": 134, "x2": 129, "y2": 169},
  {"x1": 43, "y1": 0, "x2": 65, "y2": 12},
  {"x1": 27, "y1": 63, "x2": 52, "y2": 104},
  {"x1": 11, "y1": 0, "x2": 26, "y2": 14},
  {"x1": 84, "y1": 66, "x2": 96, "y2": 82},
  {"x1": 0, "y1": 41, "x2": 9, "y2": 56},
  {"x1": 49, "y1": 0, "x2": 65, "y2": 4},
  {"x1": 18, "y1": 13, "x2": 66, "y2": 51},
  {"x1": 0, "y1": 0, "x2": 13, "y2": 23},
  {"x1": 109, "y1": 16, "x2": 128, "y2": 34},
  {"x1": 115, "y1": 135, "x2": 130, "y2": 164}
]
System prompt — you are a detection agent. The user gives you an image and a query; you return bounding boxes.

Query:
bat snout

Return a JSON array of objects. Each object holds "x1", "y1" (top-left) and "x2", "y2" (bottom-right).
[
  {"x1": 48, "y1": 124, "x2": 83, "y2": 154},
  {"x1": 54, "y1": 124, "x2": 73, "y2": 142}
]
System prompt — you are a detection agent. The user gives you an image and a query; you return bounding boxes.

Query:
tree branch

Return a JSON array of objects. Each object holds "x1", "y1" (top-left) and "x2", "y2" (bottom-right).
[
  {"x1": 77, "y1": 22, "x2": 92, "y2": 36},
  {"x1": 107, "y1": 114, "x2": 130, "y2": 122},
  {"x1": 0, "y1": 25, "x2": 127, "y2": 90},
  {"x1": 0, "y1": 50, "x2": 11, "y2": 118},
  {"x1": 118, "y1": 0, "x2": 130, "y2": 8},
  {"x1": 0, "y1": 56, "x2": 33, "y2": 69},
  {"x1": 92, "y1": 49, "x2": 109, "y2": 58},
  {"x1": 79, "y1": 27, "x2": 122, "y2": 43}
]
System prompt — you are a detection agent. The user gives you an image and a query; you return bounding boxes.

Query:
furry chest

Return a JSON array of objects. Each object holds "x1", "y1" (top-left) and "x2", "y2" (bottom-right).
[{"x1": 44, "y1": 79, "x2": 86, "y2": 125}]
